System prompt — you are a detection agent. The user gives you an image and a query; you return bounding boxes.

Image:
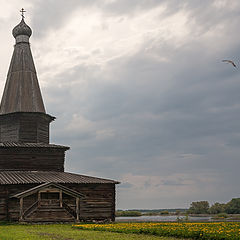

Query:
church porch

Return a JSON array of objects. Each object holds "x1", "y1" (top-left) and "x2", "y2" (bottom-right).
[{"x1": 11, "y1": 182, "x2": 84, "y2": 222}]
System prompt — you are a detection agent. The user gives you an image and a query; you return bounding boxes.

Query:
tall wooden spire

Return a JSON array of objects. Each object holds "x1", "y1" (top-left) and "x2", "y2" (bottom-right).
[
  {"x1": 0, "y1": 16, "x2": 54, "y2": 144},
  {"x1": 0, "y1": 17, "x2": 45, "y2": 114},
  {"x1": 0, "y1": 12, "x2": 69, "y2": 173}
]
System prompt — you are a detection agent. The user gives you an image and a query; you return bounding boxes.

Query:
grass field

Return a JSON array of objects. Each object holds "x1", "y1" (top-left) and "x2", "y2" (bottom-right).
[{"x1": 0, "y1": 223, "x2": 184, "y2": 240}]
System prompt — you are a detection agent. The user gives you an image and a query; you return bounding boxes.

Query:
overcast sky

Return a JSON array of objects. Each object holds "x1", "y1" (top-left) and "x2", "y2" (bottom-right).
[{"x1": 1, "y1": 0, "x2": 240, "y2": 209}]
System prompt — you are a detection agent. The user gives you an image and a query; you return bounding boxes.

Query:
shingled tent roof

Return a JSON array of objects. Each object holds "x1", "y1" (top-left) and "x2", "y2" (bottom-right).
[{"x1": 0, "y1": 18, "x2": 45, "y2": 114}]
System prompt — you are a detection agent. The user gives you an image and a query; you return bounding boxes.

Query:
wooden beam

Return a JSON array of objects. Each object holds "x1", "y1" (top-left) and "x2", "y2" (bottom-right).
[
  {"x1": 76, "y1": 197, "x2": 79, "y2": 221},
  {"x1": 38, "y1": 191, "x2": 41, "y2": 207},
  {"x1": 59, "y1": 190, "x2": 62, "y2": 207},
  {"x1": 39, "y1": 188, "x2": 60, "y2": 193},
  {"x1": 19, "y1": 197, "x2": 23, "y2": 221}
]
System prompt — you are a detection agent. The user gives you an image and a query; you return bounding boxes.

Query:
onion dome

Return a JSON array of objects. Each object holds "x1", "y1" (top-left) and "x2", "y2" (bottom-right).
[{"x1": 12, "y1": 18, "x2": 32, "y2": 38}]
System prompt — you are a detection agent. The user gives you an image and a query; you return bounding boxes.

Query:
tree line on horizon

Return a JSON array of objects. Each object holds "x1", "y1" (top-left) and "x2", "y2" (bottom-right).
[{"x1": 188, "y1": 198, "x2": 240, "y2": 214}]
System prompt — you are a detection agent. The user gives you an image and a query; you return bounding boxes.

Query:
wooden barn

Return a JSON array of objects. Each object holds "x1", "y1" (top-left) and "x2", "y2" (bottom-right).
[{"x1": 0, "y1": 15, "x2": 119, "y2": 222}]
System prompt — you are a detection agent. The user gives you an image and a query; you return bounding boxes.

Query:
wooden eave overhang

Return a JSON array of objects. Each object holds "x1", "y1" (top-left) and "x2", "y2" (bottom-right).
[
  {"x1": 0, "y1": 171, "x2": 120, "y2": 185},
  {"x1": 0, "y1": 142, "x2": 70, "y2": 150},
  {"x1": 0, "y1": 112, "x2": 56, "y2": 122}
]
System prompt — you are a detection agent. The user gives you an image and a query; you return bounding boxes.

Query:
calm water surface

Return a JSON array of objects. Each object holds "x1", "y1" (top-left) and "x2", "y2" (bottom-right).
[{"x1": 116, "y1": 215, "x2": 212, "y2": 222}]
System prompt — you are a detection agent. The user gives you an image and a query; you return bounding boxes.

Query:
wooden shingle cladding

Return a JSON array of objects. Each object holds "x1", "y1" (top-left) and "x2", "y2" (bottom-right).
[
  {"x1": 0, "y1": 112, "x2": 54, "y2": 143},
  {"x1": 0, "y1": 183, "x2": 116, "y2": 222}
]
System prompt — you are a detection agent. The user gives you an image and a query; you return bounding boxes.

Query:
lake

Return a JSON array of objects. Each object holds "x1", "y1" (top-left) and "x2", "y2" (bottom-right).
[{"x1": 116, "y1": 215, "x2": 212, "y2": 222}]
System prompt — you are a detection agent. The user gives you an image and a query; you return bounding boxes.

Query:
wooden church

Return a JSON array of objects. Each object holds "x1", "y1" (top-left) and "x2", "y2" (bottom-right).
[{"x1": 0, "y1": 14, "x2": 119, "y2": 222}]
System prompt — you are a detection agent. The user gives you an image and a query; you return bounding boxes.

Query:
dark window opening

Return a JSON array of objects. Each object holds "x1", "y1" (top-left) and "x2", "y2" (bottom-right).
[{"x1": 41, "y1": 192, "x2": 59, "y2": 199}]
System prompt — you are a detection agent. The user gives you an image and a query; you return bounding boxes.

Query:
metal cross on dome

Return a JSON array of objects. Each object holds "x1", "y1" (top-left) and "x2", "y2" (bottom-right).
[{"x1": 20, "y1": 8, "x2": 26, "y2": 18}]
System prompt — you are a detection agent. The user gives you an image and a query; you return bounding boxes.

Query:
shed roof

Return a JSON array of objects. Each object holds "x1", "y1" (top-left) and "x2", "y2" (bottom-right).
[
  {"x1": 0, "y1": 142, "x2": 69, "y2": 149},
  {"x1": 0, "y1": 171, "x2": 119, "y2": 185}
]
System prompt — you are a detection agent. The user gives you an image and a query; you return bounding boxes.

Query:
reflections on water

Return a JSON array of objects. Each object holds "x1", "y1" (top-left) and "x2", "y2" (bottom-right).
[{"x1": 116, "y1": 215, "x2": 212, "y2": 222}]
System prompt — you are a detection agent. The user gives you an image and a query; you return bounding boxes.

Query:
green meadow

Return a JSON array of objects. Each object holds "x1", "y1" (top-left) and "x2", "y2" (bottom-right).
[{"x1": 0, "y1": 223, "x2": 184, "y2": 240}]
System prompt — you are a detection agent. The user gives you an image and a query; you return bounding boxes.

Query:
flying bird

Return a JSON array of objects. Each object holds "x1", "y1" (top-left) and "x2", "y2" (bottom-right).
[{"x1": 222, "y1": 60, "x2": 237, "y2": 68}]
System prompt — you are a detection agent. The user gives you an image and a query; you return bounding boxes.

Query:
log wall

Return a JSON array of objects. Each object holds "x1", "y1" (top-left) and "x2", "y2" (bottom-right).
[
  {"x1": 0, "y1": 112, "x2": 53, "y2": 143},
  {"x1": 67, "y1": 183, "x2": 116, "y2": 221},
  {"x1": 0, "y1": 148, "x2": 65, "y2": 171},
  {"x1": 0, "y1": 183, "x2": 116, "y2": 222}
]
